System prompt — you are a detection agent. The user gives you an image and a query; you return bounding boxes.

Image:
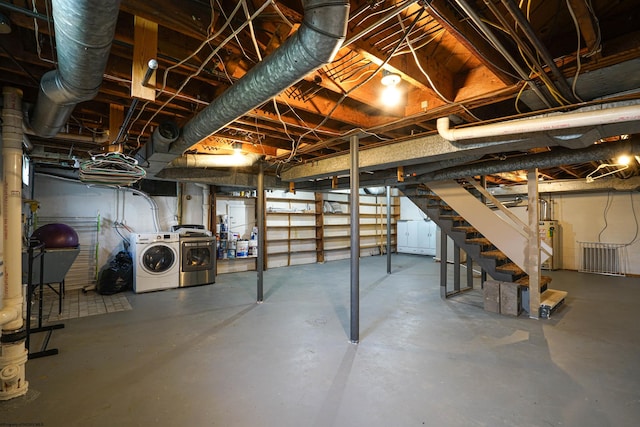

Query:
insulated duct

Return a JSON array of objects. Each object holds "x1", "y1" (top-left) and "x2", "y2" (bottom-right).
[
  {"x1": 167, "y1": 153, "x2": 261, "y2": 169},
  {"x1": 29, "y1": 0, "x2": 121, "y2": 137},
  {"x1": 416, "y1": 138, "x2": 640, "y2": 182},
  {"x1": 168, "y1": 0, "x2": 350, "y2": 155}
]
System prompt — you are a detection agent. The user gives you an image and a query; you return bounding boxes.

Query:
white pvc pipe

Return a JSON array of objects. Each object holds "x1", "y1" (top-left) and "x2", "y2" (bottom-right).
[
  {"x1": 0, "y1": 87, "x2": 29, "y2": 401},
  {"x1": 437, "y1": 103, "x2": 640, "y2": 142},
  {"x1": 195, "y1": 183, "x2": 211, "y2": 229},
  {"x1": 1, "y1": 87, "x2": 25, "y2": 332}
]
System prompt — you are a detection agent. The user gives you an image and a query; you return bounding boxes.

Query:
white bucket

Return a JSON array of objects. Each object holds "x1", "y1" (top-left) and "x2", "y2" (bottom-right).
[
  {"x1": 248, "y1": 240, "x2": 258, "y2": 257},
  {"x1": 237, "y1": 240, "x2": 249, "y2": 258}
]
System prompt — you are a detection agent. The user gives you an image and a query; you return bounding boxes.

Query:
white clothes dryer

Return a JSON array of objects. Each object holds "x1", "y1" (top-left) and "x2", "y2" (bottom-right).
[{"x1": 130, "y1": 232, "x2": 180, "y2": 293}]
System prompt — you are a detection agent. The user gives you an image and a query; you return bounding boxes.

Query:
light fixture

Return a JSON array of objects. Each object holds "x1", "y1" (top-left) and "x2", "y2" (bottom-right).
[
  {"x1": 380, "y1": 71, "x2": 402, "y2": 107},
  {"x1": 0, "y1": 13, "x2": 12, "y2": 34},
  {"x1": 232, "y1": 142, "x2": 243, "y2": 154},
  {"x1": 616, "y1": 154, "x2": 631, "y2": 166}
]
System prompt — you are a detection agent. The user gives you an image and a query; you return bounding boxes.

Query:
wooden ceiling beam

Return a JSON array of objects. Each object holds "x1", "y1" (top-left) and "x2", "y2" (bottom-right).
[
  {"x1": 119, "y1": 0, "x2": 211, "y2": 40},
  {"x1": 427, "y1": 0, "x2": 515, "y2": 85}
]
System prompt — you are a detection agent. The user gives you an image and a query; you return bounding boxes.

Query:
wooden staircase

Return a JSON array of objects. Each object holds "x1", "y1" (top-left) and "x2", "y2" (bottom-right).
[{"x1": 403, "y1": 181, "x2": 566, "y2": 318}]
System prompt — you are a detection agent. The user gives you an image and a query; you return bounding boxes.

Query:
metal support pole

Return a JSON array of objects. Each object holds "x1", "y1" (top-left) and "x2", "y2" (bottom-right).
[
  {"x1": 440, "y1": 229, "x2": 447, "y2": 299},
  {"x1": 466, "y1": 254, "x2": 474, "y2": 288},
  {"x1": 257, "y1": 161, "x2": 265, "y2": 303},
  {"x1": 480, "y1": 175, "x2": 487, "y2": 287},
  {"x1": 350, "y1": 134, "x2": 360, "y2": 343},
  {"x1": 527, "y1": 169, "x2": 541, "y2": 318},
  {"x1": 386, "y1": 185, "x2": 392, "y2": 274},
  {"x1": 453, "y1": 244, "x2": 461, "y2": 292}
]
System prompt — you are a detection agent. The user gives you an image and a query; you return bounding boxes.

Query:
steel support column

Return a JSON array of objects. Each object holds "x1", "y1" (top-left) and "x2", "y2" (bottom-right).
[
  {"x1": 527, "y1": 169, "x2": 541, "y2": 318},
  {"x1": 453, "y1": 244, "x2": 461, "y2": 292},
  {"x1": 386, "y1": 185, "x2": 392, "y2": 274},
  {"x1": 480, "y1": 175, "x2": 487, "y2": 287},
  {"x1": 440, "y1": 229, "x2": 447, "y2": 299},
  {"x1": 466, "y1": 255, "x2": 474, "y2": 288},
  {"x1": 257, "y1": 161, "x2": 265, "y2": 303},
  {"x1": 350, "y1": 135, "x2": 360, "y2": 343}
]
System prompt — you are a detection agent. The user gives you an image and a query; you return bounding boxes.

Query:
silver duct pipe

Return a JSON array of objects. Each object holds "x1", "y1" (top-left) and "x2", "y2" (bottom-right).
[
  {"x1": 169, "y1": 0, "x2": 350, "y2": 154},
  {"x1": 416, "y1": 139, "x2": 640, "y2": 182},
  {"x1": 29, "y1": 0, "x2": 121, "y2": 137}
]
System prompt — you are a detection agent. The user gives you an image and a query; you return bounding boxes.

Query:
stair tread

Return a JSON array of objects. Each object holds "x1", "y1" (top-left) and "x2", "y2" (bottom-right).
[
  {"x1": 440, "y1": 215, "x2": 465, "y2": 221},
  {"x1": 516, "y1": 275, "x2": 553, "y2": 288},
  {"x1": 466, "y1": 237, "x2": 492, "y2": 245},
  {"x1": 480, "y1": 249, "x2": 508, "y2": 259},
  {"x1": 452, "y1": 225, "x2": 477, "y2": 233},
  {"x1": 496, "y1": 262, "x2": 524, "y2": 276},
  {"x1": 540, "y1": 289, "x2": 568, "y2": 306}
]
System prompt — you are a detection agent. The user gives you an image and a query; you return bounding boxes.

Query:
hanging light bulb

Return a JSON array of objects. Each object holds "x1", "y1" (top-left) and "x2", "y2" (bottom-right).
[
  {"x1": 232, "y1": 142, "x2": 243, "y2": 154},
  {"x1": 616, "y1": 154, "x2": 631, "y2": 165},
  {"x1": 380, "y1": 71, "x2": 402, "y2": 107}
]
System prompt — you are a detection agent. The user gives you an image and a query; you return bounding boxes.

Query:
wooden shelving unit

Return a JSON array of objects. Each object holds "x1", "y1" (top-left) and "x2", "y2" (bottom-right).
[{"x1": 263, "y1": 190, "x2": 400, "y2": 268}]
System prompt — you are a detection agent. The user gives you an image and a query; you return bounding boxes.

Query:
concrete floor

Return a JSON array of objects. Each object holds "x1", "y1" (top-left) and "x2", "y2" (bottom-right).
[{"x1": 1, "y1": 254, "x2": 639, "y2": 426}]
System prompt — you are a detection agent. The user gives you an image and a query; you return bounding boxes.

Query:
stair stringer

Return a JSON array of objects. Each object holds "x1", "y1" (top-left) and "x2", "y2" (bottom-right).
[
  {"x1": 423, "y1": 180, "x2": 550, "y2": 275},
  {"x1": 405, "y1": 195, "x2": 519, "y2": 282}
]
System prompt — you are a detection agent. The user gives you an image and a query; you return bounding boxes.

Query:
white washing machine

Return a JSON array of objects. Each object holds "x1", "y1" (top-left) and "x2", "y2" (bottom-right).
[{"x1": 130, "y1": 232, "x2": 180, "y2": 293}]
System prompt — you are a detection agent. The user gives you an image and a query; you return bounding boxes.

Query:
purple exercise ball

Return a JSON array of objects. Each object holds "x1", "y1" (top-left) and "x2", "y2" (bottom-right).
[{"x1": 32, "y1": 223, "x2": 79, "y2": 248}]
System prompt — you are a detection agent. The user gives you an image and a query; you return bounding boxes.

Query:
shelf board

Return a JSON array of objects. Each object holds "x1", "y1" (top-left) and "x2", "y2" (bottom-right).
[
  {"x1": 266, "y1": 197, "x2": 316, "y2": 203},
  {"x1": 266, "y1": 225, "x2": 317, "y2": 229},
  {"x1": 267, "y1": 237, "x2": 317, "y2": 243},
  {"x1": 266, "y1": 211, "x2": 316, "y2": 215},
  {"x1": 267, "y1": 249, "x2": 318, "y2": 256},
  {"x1": 359, "y1": 202, "x2": 400, "y2": 207},
  {"x1": 216, "y1": 195, "x2": 256, "y2": 200}
]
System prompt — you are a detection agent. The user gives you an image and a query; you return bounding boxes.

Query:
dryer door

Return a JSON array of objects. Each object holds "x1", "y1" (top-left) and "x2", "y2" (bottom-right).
[{"x1": 140, "y1": 243, "x2": 176, "y2": 274}]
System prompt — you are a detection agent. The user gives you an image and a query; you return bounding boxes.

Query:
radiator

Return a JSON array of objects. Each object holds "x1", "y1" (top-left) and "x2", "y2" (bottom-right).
[{"x1": 578, "y1": 241, "x2": 626, "y2": 276}]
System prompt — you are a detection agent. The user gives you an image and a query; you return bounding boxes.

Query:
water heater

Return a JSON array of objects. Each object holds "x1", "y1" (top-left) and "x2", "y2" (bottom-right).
[{"x1": 539, "y1": 220, "x2": 560, "y2": 270}]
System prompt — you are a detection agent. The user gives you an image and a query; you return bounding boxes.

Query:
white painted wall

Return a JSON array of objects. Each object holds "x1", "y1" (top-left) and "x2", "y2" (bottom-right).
[
  {"x1": 502, "y1": 192, "x2": 640, "y2": 274},
  {"x1": 554, "y1": 192, "x2": 640, "y2": 273},
  {"x1": 32, "y1": 175, "x2": 179, "y2": 268}
]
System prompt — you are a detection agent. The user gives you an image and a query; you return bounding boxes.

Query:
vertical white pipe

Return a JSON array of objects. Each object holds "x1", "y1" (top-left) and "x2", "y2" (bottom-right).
[
  {"x1": 0, "y1": 86, "x2": 29, "y2": 400},
  {"x1": 195, "y1": 183, "x2": 210, "y2": 228},
  {"x1": 1, "y1": 87, "x2": 24, "y2": 331}
]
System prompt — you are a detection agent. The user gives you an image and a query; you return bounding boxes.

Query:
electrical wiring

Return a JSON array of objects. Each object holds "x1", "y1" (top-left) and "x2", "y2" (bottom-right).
[
  {"x1": 481, "y1": 2, "x2": 570, "y2": 107},
  {"x1": 353, "y1": 1, "x2": 406, "y2": 28},
  {"x1": 137, "y1": 0, "x2": 273, "y2": 145},
  {"x1": 216, "y1": 0, "x2": 252, "y2": 63},
  {"x1": 396, "y1": 14, "x2": 481, "y2": 122},
  {"x1": 31, "y1": 0, "x2": 55, "y2": 65},
  {"x1": 271, "y1": 99, "x2": 296, "y2": 147},
  {"x1": 426, "y1": 2, "x2": 521, "y2": 82},
  {"x1": 281, "y1": 8, "x2": 427, "y2": 164},
  {"x1": 623, "y1": 191, "x2": 640, "y2": 246},
  {"x1": 242, "y1": 0, "x2": 262, "y2": 62},
  {"x1": 270, "y1": 2, "x2": 294, "y2": 28},
  {"x1": 597, "y1": 191, "x2": 613, "y2": 242},
  {"x1": 565, "y1": 0, "x2": 585, "y2": 102}
]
